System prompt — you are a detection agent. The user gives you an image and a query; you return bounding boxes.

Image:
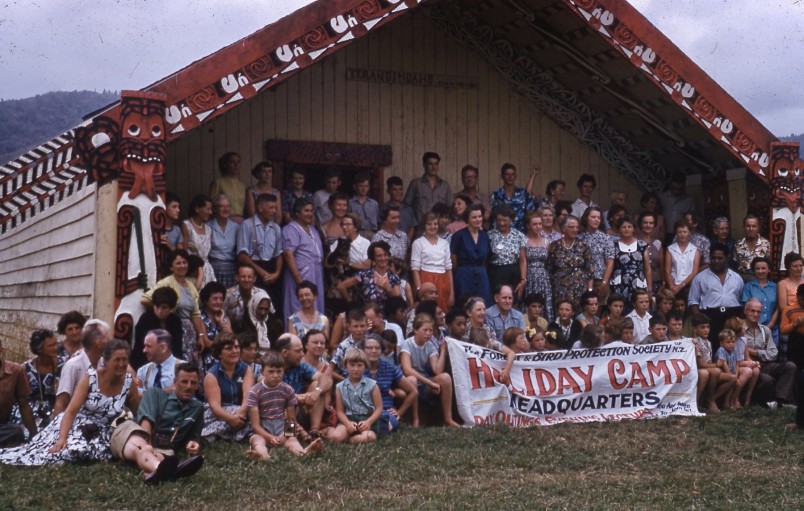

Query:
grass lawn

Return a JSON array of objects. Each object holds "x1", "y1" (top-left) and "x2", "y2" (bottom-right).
[{"x1": 0, "y1": 407, "x2": 801, "y2": 510}]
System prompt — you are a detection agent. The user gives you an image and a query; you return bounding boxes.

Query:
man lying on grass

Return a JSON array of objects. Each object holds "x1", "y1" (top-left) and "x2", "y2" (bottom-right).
[{"x1": 111, "y1": 362, "x2": 205, "y2": 484}]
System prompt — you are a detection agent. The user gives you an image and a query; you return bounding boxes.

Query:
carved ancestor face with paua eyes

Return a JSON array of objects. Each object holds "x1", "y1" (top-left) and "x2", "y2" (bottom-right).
[
  {"x1": 770, "y1": 144, "x2": 802, "y2": 213},
  {"x1": 118, "y1": 95, "x2": 166, "y2": 200}
]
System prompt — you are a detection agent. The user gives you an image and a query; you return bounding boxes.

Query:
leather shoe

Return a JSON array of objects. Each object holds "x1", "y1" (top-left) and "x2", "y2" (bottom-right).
[
  {"x1": 145, "y1": 455, "x2": 178, "y2": 485},
  {"x1": 172, "y1": 455, "x2": 204, "y2": 480}
]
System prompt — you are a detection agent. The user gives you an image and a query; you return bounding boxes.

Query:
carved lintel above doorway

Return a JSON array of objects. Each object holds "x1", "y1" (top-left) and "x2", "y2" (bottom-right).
[{"x1": 265, "y1": 139, "x2": 392, "y2": 200}]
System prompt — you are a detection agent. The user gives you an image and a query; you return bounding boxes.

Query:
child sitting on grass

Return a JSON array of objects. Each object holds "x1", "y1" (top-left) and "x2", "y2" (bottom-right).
[
  {"x1": 690, "y1": 314, "x2": 735, "y2": 413},
  {"x1": 724, "y1": 317, "x2": 761, "y2": 407},
  {"x1": 400, "y1": 313, "x2": 461, "y2": 427},
  {"x1": 715, "y1": 328, "x2": 760, "y2": 409},
  {"x1": 247, "y1": 352, "x2": 323, "y2": 460},
  {"x1": 330, "y1": 308, "x2": 369, "y2": 381},
  {"x1": 328, "y1": 349, "x2": 384, "y2": 444}
]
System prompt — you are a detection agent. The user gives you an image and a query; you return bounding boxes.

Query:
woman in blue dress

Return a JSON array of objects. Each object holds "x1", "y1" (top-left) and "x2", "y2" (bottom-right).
[
  {"x1": 450, "y1": 204, "x2": 492, "y2": 304},
  {"x1": 281, "y1": 198, "x2": 325, "y2": 325}
]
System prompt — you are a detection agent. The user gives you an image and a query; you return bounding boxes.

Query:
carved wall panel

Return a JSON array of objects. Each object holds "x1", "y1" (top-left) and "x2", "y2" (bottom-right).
[{"x1": 425, "y1": 0, "x2": 669, "y2": 192}]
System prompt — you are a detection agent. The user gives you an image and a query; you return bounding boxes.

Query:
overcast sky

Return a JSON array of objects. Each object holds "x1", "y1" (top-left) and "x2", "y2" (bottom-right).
[{"x1": 1, "y1": 0, "x2": 801, "y2": 135}]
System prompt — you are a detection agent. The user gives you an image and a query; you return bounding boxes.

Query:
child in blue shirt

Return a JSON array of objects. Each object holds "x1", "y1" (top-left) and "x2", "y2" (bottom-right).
[
  {"x1": 327, "y1": 349, "x2": 383, "y2": 444},
  {"x1": 715, "y1": 327, "x2": 760, "y2": 409}
]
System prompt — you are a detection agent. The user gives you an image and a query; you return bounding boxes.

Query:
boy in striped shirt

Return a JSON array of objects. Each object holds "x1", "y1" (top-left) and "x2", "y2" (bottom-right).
[{"x1": 247, "y1": 352, "x2": 323, "y2": 459}]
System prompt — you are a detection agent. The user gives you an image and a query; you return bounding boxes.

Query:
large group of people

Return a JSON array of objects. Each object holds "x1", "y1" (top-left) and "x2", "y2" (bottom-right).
[{"x1": 1, "y1": 151, "x2": 802, "y2": 481}]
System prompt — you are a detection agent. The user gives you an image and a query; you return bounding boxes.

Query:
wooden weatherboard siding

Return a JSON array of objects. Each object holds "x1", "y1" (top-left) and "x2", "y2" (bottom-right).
[
  {"x1": 166, "y1": 11, "x2": 644, "y2": 210},
  {"x1": 0, "y1": 185, "x2": 96, "y2": 355}
]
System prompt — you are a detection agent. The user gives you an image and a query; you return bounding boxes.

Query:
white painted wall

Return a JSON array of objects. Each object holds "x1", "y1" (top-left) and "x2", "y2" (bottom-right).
[{"x1": 0, "y1": 184, "x2": 96, "y2": 359}]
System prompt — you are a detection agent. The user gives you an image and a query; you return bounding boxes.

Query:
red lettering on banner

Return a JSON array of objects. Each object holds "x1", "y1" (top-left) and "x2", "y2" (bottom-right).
[
  {"x1": 468, "y1": 358, "x2": 494, "y2": 390},
  {"x1": 534, "y1": 369, "x2": 557, "y2": 396},
  {"x1": 628, "y1": 362, "x2": 649, "y2": 389},
  {"x1": 670, "y1": 359, "x2": 691, "y2": 381},
  {"x1": 571, "y1": 365, "x2": 594, "y2": 392},
  {"x1": 608, "y1": 358, "x2": 691, "y2": 389},
  {"x1": 524, "y1": 366, "x2": 595, "y2": 396},
  {"x1": 557, "y1": 369, "x2": 581, "y2": 395},
  {"x1": 646, "y1": 360, "x2": 672, "y2": 385},
  {"x1": 608, "y1": 359, "x2": 627, "y2": 389},
  {"x1": 521, "y1": 368, "x2": 536, "y2": 396}
]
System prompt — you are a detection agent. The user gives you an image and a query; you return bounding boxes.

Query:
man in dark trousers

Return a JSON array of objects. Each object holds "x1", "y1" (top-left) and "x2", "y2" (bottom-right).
[{"x1": 687, "y1": 243, "x2": 743, "y2": 351}]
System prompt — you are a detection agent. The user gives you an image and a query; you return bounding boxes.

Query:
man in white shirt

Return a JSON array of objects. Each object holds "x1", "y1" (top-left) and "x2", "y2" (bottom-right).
[
  {"x1": 570, "y1": 173, "x2": 598, "y2": 219},
  {"x1": 136, "y1": 329, "x2": 183, "y2": 393},
  {"x1": 313, "y1": 168, "x2": 342, "y2": 226},
  {"x1": 54, "y1": 319, "x2": 111, "y2": 415},
  {"x1": 688, "y1": 243, "x2": 744, "y2": 350}
]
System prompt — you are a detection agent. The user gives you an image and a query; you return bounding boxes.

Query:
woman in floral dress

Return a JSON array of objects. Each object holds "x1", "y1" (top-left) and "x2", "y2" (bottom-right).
[
  {"x1": 546, "y1": 215, "x2": 593, "y2": 315},
  {"x1": 578, "y1": 206, "x2": 615, "y2": 298},
  {"x1": 603, "y1": 216, "x2": 652, "y2": 306},
  {"x1": 523, "y1": 211, "x2": 553, "y2": 321},
  {"x1": 11, "y1": 330, "x2": 63, "y2": 430},
  {"x1": 337, "y1": 240, "x2": 402, "y2": 310},
  {"x1": 538, "y1": 205, "x2": 562, "y2": 244},
  {"x1": 488, "y1": 205, "x2": 527, "y2": 296},
  {"x1": 0, "y1": 340, "x2": 137, "y2": 466}
]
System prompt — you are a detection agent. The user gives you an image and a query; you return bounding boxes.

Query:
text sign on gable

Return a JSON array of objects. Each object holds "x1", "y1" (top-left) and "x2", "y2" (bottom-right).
[{"x1": 346, "y1": 68, "x2": 478, "y2": 90}]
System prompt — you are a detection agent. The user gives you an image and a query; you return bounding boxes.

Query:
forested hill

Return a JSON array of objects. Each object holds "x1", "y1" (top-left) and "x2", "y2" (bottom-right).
[{"x1": 0, "y1": 90, "x2": 119, "y2": 164}]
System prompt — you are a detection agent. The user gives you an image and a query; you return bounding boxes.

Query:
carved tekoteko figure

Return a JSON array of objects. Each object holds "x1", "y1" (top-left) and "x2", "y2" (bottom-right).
[
  {"x1": 75, "y1": 91, "x2": 169, "y2": 340},
  {"x1": 768, "y1": 141, "x2": 803, "y2": 271}
]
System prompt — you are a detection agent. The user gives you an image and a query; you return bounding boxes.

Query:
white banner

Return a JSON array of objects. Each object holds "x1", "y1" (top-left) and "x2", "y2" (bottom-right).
[{"x1": 448, "y1": 339, "x2": 703, "y2": 427}]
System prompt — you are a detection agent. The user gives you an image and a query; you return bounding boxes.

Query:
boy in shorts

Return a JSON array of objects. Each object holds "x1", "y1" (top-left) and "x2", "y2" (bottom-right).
[{"x1": 247, "y1": 352, "x2": 323, "y2": 459}]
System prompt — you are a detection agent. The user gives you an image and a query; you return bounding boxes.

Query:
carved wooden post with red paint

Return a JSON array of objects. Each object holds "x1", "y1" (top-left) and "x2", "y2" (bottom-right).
[
  {"x1": 768, "y1": 141, "x2": 803, "y2": 272},
  {"x1": 75, "y1": 91, "x2": 169, "y2": 340}
]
